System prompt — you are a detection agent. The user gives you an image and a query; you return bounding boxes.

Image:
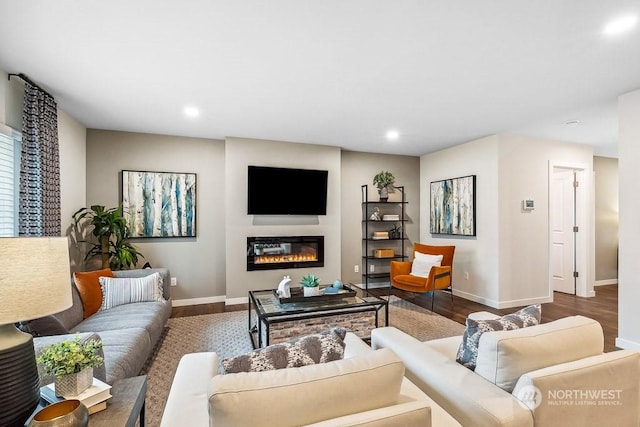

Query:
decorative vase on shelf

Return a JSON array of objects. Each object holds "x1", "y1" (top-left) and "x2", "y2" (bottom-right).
[
  {"x1": 55, "y1": 367, "x2": 93, "y2": 397},
  {"x1": 378, "y1": 187, "x2": 389, "y2": 202}
]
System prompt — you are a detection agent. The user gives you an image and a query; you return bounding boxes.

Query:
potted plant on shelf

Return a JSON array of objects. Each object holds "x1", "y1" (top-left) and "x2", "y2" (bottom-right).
[
  {"x1": 373, "y1": 171, "x2": 396, "y2": 202},
  {"x1": 300, "y1": 274, "x2": 321, "y2": 297},
  {"x1": 389, "y1": 224, "x2": 402, "y2": 239},
  {"x1": 72, "y1": 204, "x2": 143, "y2": 270},
  {"x1": 36, "y1": 335, "x2": 104, "y2": 397}
]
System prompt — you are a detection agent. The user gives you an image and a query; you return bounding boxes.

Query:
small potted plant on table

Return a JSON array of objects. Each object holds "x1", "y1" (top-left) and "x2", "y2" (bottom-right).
[
  {"x1": 300, "y1": 274, "x2": 321, "y2": 297},
  {"x1": 37, "y1": 335, "x2": 104, "y2": 397}
]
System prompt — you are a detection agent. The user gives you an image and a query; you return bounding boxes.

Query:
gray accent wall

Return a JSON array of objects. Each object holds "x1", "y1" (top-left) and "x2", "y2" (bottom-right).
[
  {"x1": 86, "y1": 129, "x2": 226, "y2": 300},
  {"x1": 340, "y1": 151, "x2": 420, "y2": 285}
]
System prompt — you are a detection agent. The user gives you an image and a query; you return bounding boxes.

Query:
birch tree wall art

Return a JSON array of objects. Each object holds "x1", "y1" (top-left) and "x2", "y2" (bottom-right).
[
  {"x1": 430, "y1": 175, "x2": 475, "y2": 236},
  {"x1": 122, "y1": 170, "x2": 197, "y2": 237}
]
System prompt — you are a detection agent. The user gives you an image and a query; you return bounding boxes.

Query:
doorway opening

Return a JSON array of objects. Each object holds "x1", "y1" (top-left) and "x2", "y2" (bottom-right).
[{"x1": 549, "y1": 163, "x2": 588, "y2": 296}]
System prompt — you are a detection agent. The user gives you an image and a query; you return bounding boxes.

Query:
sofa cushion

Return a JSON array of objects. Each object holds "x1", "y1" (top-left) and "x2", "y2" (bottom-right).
[
  {"x1": 222, "y1": 328, "x2": 346, "y2": 373},
  {"x1": 74, "y1": 300, "x2": 171, "y2": 346},
  {"x1": 475, "y1": 315, "x2": 604, "y2": 392},
  {"x1": 53, "y1": 283, "x2": 85, "y2": 330},
  {"x1": 99, "y1": 272, "x2": 164, "y2": 310},
  {"x1": 93, "y1": 328, "x2": 152, "y2": 383},
  {"x1": 73, "y1": 268, "x2": 114, "y2": 318},
  {"x1": 456, "y1": 304, "x2": 541, "y2": 370},
  {"x1": 18, "y1": 315, "x2": 68, "y2": 337},
  {"x1": 209, "y1": 348, "x2": 405, "y2": 427}
]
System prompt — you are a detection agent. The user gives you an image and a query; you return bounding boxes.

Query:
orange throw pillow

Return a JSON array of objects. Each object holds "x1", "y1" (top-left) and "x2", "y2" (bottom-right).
[{"x1": 73, "y1": 268, "x2": 114, "y2": 318}]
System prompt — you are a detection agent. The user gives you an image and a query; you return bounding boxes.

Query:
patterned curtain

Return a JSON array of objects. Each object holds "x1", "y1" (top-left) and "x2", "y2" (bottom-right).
[{"x1": 18, "y1": 82, "x2": 60, "y2": 236}]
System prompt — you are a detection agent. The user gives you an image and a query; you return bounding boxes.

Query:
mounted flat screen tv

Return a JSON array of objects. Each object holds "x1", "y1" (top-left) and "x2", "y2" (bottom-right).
[{"x1": 248, "y1": 166, "x2": 328, "y2": 215}]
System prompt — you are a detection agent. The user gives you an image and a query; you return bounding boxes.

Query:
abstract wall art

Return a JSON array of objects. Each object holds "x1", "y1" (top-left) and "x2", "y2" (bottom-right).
[
  {"x1": 122, "y1": 170, "x2": 196, "y2": 237},
  {"x1": 430, "y1": 175, "x2": 476, "y2": 236}
]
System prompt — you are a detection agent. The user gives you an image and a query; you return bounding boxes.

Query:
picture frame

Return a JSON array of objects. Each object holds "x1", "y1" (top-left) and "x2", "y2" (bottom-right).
[
  {"x1": 121, "y1": 170, "x2": 197, "y2": 238},
  {"x1": 430, "y1": 175, "x2": 476, "y2": 236}
]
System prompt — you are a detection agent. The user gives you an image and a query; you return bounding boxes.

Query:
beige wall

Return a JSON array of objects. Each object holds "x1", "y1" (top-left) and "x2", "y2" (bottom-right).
[
  {"x1": 225, "y1": 137, "x2": 341, "y2": 301},
  {"x1": 421, "y1": 134, "x2": 594, "y2": 308},
  {"x1": 617, "y1": 89, "x2": 640, "y2": 350},
  {"x1": 593, "y1": 156, "x2": 618, "y2": 282},
  {"x1": 58, "y1": 110, "x2": 87, "y2": 270},
  {"x1": 340, "y1": 151, "x2": 420, "y2": 285},
  {"x1": 0, "y1": 69, "x2": 23, "y2": 129},
  {"x1": 86, "y1": 130, "x2": 225, "y2": 301},
  {"x1": 497, "y1": 135, "x2": 594, "y2": 302},
  {"x1": 421, "y1": 136, "x2": 501, "y2": 304}
]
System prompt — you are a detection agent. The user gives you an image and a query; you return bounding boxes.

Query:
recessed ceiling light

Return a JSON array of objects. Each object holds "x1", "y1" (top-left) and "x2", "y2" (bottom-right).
[
  {"x1": 603, "y1": 15, "x2": 637, "y2": 35},
  {"x1": 386, "y1": 130, "x2": 400, "y2": 141},
  {"x1": 563, "y1": 120, "x2": 581, "y2": 127},
  {"x1": 183, "y1": 106, "x2": 200, "y2": 118}
]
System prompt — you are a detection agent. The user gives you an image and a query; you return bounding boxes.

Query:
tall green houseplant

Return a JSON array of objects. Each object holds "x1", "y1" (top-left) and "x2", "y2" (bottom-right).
[{"x1": 73, "y1": 204, "x2": 143, "y2": 270}]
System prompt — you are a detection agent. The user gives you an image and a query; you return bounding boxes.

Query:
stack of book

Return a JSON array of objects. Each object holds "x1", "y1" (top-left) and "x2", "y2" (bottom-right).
[
  {"x1": 42, "y1": 377, "x2": 112, "y2": 414},
  {"x1": 382, "y1": 214, "x2": 400, "y2": 221},
  {"x1": 372, "y1": 231, "x2": 389, "y2": 240}
]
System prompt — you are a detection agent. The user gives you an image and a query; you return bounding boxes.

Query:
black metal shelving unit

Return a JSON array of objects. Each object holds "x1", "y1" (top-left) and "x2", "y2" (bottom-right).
[{"x1": 361, "y1": 185, "x2": 407, "y2": 290}]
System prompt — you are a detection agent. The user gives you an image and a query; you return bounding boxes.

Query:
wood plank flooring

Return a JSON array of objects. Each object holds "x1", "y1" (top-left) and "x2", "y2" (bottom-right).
[{"x1": 171, "y1": 284, "x2": 618, "y2": 352}]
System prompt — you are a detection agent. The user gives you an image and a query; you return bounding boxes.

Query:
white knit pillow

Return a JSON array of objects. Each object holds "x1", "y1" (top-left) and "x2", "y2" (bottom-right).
[
  {"x1": 99, "y1": 272, "x2": 164, "y2": 310},
  {"x1": 410, "y1": 252, "x2": 443, "y2": 278}
]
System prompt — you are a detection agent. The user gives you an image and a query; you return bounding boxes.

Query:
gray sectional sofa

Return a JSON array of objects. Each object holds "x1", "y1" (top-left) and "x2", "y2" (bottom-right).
[{"x1": 33, "y1": 268, "x2": 172, "y2": 386}]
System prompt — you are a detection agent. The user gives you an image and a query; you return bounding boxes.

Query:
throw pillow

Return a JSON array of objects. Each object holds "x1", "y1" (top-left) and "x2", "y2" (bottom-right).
[
  {"x1": 410, "y1": 252, "x2": 443, "y2": 278},
  {"x1": 73, "y1": 268, "x2": 114, "y2": 318},
  {"x1": 17, "y1": 316, "x2": 69, "y2": 337},
  {"x1": 99, "y1": 272, "x2": 164, "y2": 310},
  {"x1": 456, "y1": 304, "x2": 541, "y2": 370},
  {"x1": 222, "y1": 327, "x2": 347, "y2": 373}
]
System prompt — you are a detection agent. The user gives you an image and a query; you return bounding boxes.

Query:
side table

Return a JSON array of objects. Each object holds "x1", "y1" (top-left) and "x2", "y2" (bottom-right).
[
  {"x1": 90, "y1": 375, "x2": 147, "y2": 427},
  {"x1": 26, "y1": 376, "x2": 147, "y2": 427}
]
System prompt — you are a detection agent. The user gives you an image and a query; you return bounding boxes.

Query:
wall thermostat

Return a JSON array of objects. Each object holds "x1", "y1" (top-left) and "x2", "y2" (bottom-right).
[{"x1": 522, "y1": 199, "x2": 535, "y2": 211}]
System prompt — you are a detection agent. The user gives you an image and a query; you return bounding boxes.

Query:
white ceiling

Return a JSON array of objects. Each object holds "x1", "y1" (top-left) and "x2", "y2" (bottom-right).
[{"x1": 1, "y1": 1, "x2": 639, "y2": 157}]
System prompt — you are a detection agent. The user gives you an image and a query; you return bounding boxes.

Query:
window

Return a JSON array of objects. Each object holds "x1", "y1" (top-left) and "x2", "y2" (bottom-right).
[{"x1": 0, "y1": 124, "x2": 21, "y2": 237}]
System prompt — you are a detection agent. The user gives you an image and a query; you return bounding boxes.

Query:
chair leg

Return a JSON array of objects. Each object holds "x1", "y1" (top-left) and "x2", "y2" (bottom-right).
[{"x1": 431, "y1": 291, "x2": 435, "y2": 312}]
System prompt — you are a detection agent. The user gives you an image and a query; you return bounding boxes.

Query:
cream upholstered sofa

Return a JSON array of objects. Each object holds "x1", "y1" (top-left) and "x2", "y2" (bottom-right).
[
  {"x1": 372, "y1": 314, "x2": 640, "y2": 427},
  {"x1": 160, "y1": 332, "x2": 461, "y2": 426}
]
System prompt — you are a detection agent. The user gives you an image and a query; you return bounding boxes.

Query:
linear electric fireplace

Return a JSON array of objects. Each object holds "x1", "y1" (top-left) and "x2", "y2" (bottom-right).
[{"x1": 247, "y1": 236, "x2": 324, "y2": 271}]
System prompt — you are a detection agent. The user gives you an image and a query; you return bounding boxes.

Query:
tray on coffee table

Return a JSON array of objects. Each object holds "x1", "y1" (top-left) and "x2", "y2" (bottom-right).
[{"x1": 275, "y1": 283, "x2": 357, "y2": 303}]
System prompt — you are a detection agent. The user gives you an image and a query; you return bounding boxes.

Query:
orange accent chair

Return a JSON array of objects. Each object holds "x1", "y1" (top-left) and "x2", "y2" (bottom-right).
[{"x1": 390, "y1": 243, "x2": 456, "y2": 311}]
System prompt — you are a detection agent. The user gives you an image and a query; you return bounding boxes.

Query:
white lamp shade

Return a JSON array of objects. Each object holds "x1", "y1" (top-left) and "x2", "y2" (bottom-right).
[{"x1": 0, "y1": 236, "x2": 72, "y2": 324}]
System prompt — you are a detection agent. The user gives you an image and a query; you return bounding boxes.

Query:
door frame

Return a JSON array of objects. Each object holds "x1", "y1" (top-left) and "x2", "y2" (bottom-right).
[{"x1": 548, "y1": 161, "x2": 593, "y2": 298}]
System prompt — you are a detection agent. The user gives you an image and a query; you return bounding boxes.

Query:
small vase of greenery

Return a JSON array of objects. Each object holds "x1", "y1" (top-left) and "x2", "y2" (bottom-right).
[
  {"x1": 37, "y1": 335, "x2": 104, "y2": 397},
  {"x1": 300, "y1": 274, "x2": 321, "y2": 297},
  {"x1": 373, "y1": 171, "x2": 396, "y2": 202}
]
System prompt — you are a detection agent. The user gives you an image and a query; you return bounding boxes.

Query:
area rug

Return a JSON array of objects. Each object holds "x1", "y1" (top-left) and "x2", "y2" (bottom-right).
[{"x1": 141, "y1": 296, "x2": 465, "y2": 426}]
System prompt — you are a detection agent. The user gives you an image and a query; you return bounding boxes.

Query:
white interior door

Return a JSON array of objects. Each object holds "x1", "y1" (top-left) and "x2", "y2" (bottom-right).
[{"x1": 550, "y1": 169, "x2": 576, "y2": 294}]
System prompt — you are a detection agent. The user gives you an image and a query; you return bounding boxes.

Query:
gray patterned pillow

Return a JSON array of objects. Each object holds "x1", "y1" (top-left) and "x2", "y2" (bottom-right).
[
  {"x1": 222, "y1": 328, "x2": 347, "y2": 373},
  {"x1": 456, "y1": 305, "x2": 541, "y2": 370}
]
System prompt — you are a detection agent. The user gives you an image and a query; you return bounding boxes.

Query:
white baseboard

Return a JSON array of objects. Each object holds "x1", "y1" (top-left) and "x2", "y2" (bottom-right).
[
  {"x1": 172, "y1": 295, "x2": 225, "y2": 307},
  {"x1": 615, "y1": 337, "x2": 640, "y2": 351},
  {"x1": 453, "y1": 289, "x2": 553, "y2": 309},
  {"x1": 594, "y1": 279, "x2": 618, "y2": 286},
  {"x1": 225, "y1": 296, "x2": 248, "y2": 306}
]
